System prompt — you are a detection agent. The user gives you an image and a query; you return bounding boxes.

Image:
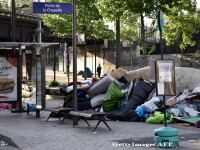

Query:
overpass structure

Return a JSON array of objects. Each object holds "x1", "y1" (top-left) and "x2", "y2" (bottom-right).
[{"x1": 0, "y1": 7, "x2": 71, "y2": 43}]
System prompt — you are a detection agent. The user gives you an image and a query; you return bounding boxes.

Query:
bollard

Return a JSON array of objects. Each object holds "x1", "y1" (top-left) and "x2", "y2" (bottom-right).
[{"x1": 154, "y1": 127, "x2": 179, "y2": 148}]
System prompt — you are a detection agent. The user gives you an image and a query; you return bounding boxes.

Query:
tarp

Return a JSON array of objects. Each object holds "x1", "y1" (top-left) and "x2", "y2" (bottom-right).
[
  {"x1": 146, "y1": 111, "x2": 173, "y2": 124},
  {"x1": 109, "y1": 78, "x2": 154, "y2": 117},
  {"x1": 87, "y1": 75, "x2": 115, "y2": 95},
  {"x1": 102, "y1": 82, "x2": 125, "y2": 112},
  {"x1": 174, "y1": 116, "x2": 200, "y2": 124},
  {"x1": 126, "y1": 66, "x2": 152, "y2": 81},
  {"x1": 82, "y1": 67, "x2": 93, "y2": 78},
  {"x1": 90, "y1": 94, "x2": 106, "y2": 107},
  {"x1": 175, "y1": 67, "x2": 200, "y2": 93}
]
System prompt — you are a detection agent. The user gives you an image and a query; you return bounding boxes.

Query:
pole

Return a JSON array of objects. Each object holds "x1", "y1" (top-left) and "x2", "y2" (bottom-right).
[
  {"x1": 53, "y1": 37, "x2": 56, "y2": 81},
  {"x1": 11, "y1": 0, "x2": 16, "y2": 110},
  {"x1": 84, "y1": 47, "x2": 87, "y2": 80},
  {"x1": 95, "y1": 40, "x2": 97, "y2": 77},
  {"x1": 67, "y1": 49, "x2": 70, "y2": 84},
  {"x1": 36, "y1": 0, "x2": 43, "y2": 117},
  {"x1": 160, "y1": 28, "x2": 166, "y2": 126},
  {"x1": 160, "y1": 31, "x2": 163, "y2": 59},
  {"x1": 163, "y1": 96, "x2": 167, "y2": 127},
  {"x1": 116, "y1": 17, "x2": 121, "y2": 69},
  {"x1": 37, "y1": 0, "x2": 42, "y2": 43},
  {"x1": 17, "y1": 48, "x2": 22, "y2": 112},
  {"x1": 11, "y1": 0, "x2": 16, "y2": 42},
  {"x1": 72, "y1": 0, "x2": 77, "y2": 112}
]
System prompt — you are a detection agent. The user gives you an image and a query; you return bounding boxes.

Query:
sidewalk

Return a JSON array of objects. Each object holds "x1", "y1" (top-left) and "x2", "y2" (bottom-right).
[
  {"x1": 0, "y1": 99, "x2": 200, "y2": 150},
  {"x1": 45, "y1": 69, "x2": 96, "y2": 84}
]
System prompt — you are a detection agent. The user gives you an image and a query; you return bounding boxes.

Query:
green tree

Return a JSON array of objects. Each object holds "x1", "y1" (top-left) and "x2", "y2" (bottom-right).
[
  {"x1": 120, "y1": 11, "x2": 139, "y2": 41},
  {"x1": 163, "y1": 0, "x2": 200, "y2": 56},
  {"x1": 124, "y1": 0, "x2": 184, "y2": 66},
  {"x1": 97, "y1": 0, "x2": 183, "y2": 66},
  {"x1": 42, "y1": 0, "x2": 114, "y2": 40},
  {"x1": 97, "y1": 0, "x2": 130, "y2": 68}
]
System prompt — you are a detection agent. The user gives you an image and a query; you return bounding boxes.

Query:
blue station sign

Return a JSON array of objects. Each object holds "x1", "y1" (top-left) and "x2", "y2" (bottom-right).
[{"x1": 33, "y1": 2, "x2": 72, "y2": 14}]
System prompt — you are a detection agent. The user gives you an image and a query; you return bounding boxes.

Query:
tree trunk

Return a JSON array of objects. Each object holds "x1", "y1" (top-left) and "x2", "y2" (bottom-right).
[
  {"x1": 140, "y1": 12, "x2": 147, "y2": 66},
  {"x1": 116, "y1": 15, "x2": 121, "y2": 69}
]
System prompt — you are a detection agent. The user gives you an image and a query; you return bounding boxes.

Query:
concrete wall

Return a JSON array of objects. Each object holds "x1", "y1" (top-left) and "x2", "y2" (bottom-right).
[
  {"x1": 57, "y1": 45, "x2": 200, "y2": 78},
  {"x1": 67, "y1": 45, "x2": 104, "y2": 76},
  {"x1": 147, "y1": 54, "x2": 181, "y2": 79}
]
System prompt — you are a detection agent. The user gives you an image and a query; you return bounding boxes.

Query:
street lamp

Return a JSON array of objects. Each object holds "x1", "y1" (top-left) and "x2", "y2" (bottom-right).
[
  {"x1": 18, "y1": 4, "x2": 30, "y2": 9},
  {"x1": 11, "y1": 0, "x2": 29, "y2": 111}
]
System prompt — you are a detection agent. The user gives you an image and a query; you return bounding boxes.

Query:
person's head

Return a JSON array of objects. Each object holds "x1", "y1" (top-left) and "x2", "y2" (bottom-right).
[{"x1": 99, "y1": 64, "x2": 101, "y2": 66}]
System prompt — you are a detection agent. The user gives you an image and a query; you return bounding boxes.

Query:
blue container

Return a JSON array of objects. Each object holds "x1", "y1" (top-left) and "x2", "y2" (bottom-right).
[{"x1": 154, "y1": 127, "x2": 179, "y2": 148}]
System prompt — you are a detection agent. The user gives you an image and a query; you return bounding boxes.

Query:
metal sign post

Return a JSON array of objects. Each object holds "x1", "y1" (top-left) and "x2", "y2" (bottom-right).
[
  {"x1": 157, "y1": 10, "x2": 166, "y2": 125},
  {"x1": 33, "y1": 2, "x2": 77, "y2": 117},
  {"x1": 72, "y1": 0, "x2": 78, "y2": 126},
  {"x1": 154, "y1": 10, "x2": 179, "y2": 148},
  {"x1": 158, "y1": 10, "x2": 164, "y2": 60}
]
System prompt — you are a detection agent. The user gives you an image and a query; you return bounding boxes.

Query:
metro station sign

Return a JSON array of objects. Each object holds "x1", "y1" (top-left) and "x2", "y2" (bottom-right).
[{"x1": 33, "y1": 2, "x2": 72, "y2": 14}]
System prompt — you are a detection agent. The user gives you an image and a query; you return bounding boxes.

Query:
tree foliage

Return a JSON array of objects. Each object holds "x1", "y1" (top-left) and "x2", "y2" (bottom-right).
[
  {"x1": 42, "y1": 0, "x2": 114, "y2": 40},
  {"x1": 97, "y1": 0, "x2": 126, "y2": 21},
  {"x1": 163, "y1": 0, "x2": 200, "y2": 50},
  {"x1": 120, "y1": 11, "x2": 139, "y2": 41}
]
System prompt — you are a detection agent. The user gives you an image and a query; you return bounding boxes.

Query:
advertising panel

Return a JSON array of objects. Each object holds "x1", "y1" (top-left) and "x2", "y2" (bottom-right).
[
  {"x1": 36, "y1": 56, "x2": 42, "y2": 109},
  {"x1": 155, "y1": 59, "x2": 176, "y2": 96},
  {"x1": 0, "y1": 57, "x2": 17, "y2": 102},
  {"x1": 77, "y1": 33, "x2": 85, "y2": 45}
]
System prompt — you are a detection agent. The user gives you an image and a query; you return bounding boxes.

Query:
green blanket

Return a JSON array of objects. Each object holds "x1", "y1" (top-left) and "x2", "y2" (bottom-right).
[{"x1": 102, "y1": 82, "x2": 125, "y2": 112}]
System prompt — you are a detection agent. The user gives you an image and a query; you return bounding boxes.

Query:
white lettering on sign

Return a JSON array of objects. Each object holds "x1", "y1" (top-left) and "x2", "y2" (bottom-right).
[
  {"x1": 47, "y1": 8, "x2": 62, "y2": 13},
  {"x1": 56, "y1": 4, "x2": 60, "y2": 7},
  {"x1": 45, "y1": 4, "x2": 55, "y2": 8},
  {"x1": 43, "y1": 8, "x2": 46, "y2": 12}
]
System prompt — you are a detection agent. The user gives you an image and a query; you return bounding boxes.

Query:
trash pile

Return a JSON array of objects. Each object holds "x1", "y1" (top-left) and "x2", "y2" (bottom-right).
[{"x1": 60, "y1": 67, "x2": 200, "y2": 127}]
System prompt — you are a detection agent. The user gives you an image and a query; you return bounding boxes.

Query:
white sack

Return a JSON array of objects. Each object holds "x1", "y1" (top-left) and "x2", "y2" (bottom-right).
[
  {"x1": 90, "y1": 94, "x2": 106, "y2": 107},
  {"x1": 175, "y1": 67, "x2": 200, "y2": 93}
]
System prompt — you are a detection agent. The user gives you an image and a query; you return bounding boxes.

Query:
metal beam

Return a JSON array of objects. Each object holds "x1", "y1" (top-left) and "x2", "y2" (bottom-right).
[
  {"x1": 72, "y1": 0, "x2": 77, "y2": 111},
  {"x1": 11, "y1": 0, "x2": 16, "y2": 42}
]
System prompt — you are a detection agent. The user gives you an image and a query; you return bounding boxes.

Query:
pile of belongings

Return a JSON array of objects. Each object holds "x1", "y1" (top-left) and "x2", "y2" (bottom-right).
[
  {"x1": 60, "y1": 66, "x2": 200, "y2": 126},
  {"x1": 166, "y1": 88, "x2": 200, "y2": 124},
  {"x1": 166, "y1": 67, "x2": 200, "y2": 128},
  {"x1": 59, "y1": 67, "x2": 169, "y2": 124}
]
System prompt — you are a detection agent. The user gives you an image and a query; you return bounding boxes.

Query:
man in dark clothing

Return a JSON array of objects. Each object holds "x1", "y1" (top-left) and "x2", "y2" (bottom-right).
[{"x1": 97, "y1": 64, "x2": 102, "y2": 78}]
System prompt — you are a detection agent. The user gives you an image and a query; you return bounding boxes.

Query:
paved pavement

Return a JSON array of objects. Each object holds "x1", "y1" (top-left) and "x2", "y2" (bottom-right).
[
  {"x1": 0, "y1": 99, "x2": 200, "y2": 150},
  {"x1": 45, "y1": 68, "x2": 94, "y2": 84}
]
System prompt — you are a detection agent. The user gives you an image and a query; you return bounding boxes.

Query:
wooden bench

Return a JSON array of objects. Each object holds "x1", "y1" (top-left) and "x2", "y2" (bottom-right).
[
  {"x1": 69, "y1": 110, "x2": 112, "y2": 132},
  {"x1": 45, "y1": 107, "x2": 73, "y2": 124}
]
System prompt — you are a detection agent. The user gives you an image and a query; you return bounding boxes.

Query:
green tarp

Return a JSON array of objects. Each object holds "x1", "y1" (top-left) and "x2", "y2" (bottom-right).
[
  {"x1": 102, "y1": 82, "x2": 125, "y2": 112},
  {"x1": 175, "y1": 116, "x2": 200, "y2": 124}
]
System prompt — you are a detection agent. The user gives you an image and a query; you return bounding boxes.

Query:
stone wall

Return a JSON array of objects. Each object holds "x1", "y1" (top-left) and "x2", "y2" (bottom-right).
[
  {"x1": 102, "y1": 46, "x2": 144, "y2": 73},
  {"x1": 181, "y1": 53, "x2": 200, "y2": 69}
]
